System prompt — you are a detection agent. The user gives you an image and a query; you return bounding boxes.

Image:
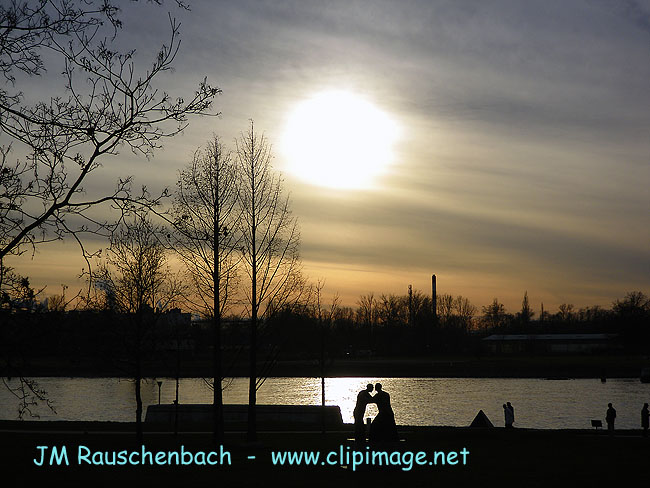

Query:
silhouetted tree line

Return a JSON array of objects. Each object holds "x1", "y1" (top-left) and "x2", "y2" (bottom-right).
[{"x1": 3, "y1": 288, "x2": 648, "y2": 362}]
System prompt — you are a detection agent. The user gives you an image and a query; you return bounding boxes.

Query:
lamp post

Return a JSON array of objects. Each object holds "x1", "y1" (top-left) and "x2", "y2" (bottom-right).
[{"x1": 157, "y1": 381, "x2": 163, "y2": 405}]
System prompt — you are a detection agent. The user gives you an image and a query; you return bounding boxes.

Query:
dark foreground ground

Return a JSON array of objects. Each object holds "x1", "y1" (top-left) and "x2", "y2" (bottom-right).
[{"x1": 2, "y1": 421, "x2": 649, "y2": 487}]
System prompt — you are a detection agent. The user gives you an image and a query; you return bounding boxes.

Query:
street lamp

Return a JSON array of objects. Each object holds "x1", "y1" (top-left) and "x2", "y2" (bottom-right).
[{"x1": 157, "y1": 381, "x2": 163, "y2": 405}]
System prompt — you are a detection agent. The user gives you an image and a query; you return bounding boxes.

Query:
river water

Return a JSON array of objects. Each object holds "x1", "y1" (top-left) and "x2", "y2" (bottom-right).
[{"x1": 1, "y1": 377, "x2": 649, "y2": 429}]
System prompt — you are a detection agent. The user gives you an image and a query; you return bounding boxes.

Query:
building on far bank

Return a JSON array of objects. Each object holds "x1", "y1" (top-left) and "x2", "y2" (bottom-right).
[{"x1": 481, "y1": 333, "x2": 620, "y2": 354}]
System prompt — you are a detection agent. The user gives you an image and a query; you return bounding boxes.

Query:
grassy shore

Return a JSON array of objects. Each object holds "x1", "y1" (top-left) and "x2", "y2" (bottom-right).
[{"x1": 2, "y1": 421, "x2": 649, "y2": 486}]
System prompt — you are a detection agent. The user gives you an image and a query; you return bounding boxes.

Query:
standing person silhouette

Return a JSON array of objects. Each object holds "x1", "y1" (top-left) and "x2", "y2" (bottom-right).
[
  {"x1": 642, "y1": 403, "x2": 649, "y2": 437},
  {"x1": 503, "y1": 404, "x2": 514, "y2": 428},
  {"x1": 507, "y1": 402, "x2": 515, "y2": 426},
  {"x1": 606, "y1": 403, "x2": 616, "y2": 435},
  {"x1": 353, "y1": 384, "x2": 374, "y2": 443},
  {"x1": 368, "y1": 383, "x2": 398, "y2": 442}
]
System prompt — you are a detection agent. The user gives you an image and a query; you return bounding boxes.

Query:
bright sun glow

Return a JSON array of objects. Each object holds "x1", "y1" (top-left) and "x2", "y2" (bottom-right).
[{"x1": 282, "y1": 91, "x2": 399, "y2": 190}]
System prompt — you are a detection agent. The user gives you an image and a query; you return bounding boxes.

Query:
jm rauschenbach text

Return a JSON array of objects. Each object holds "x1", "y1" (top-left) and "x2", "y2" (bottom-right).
[{"x1": 33, "y1": 445, "x2": 470, "y2": 472}]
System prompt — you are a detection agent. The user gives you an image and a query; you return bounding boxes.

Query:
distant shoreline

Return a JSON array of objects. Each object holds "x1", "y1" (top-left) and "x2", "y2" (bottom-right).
[{"x1": 4, "y1": 354, "x2": 648, "y2": 379}]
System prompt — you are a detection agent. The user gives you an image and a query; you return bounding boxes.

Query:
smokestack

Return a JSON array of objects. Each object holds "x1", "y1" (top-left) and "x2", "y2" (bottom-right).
[
  {"x1": 432, "y1": 274, "x2": 437, "y2": 320},
  {"x1": 408, "y1": 285, "x2": 413, "y2": 326}
]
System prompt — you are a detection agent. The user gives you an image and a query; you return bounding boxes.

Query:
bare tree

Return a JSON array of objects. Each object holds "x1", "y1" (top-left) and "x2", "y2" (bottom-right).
[
  {"x1": 613, "y1": 291, "x2": 650, "y2": 350},
  {"x1": 377, "y1": 293, "x2": 406, "y2": 327},
  {"x1": 0, "y1": 0, "x2": 219, "y2": 268},
  {"x1": 0, "y1": 0, "x2": 121, "y2": 83},
  {"x1": 0, "y1": 263, "x2": 41, "y2": 310},
  {"x1": 557, "y1": 303, "x2": 574, "y2": 322},
  {"x1": 45, "y1": 284, "x2": 77, "y2": 311},
  {"x1": 310, "y1": 279, "x2": 339, "y2": 425},
  {"x1": 436, "y1": 293, "x2": 455, "y2": 323},
  {"x1": 170, "y1": 135, "x2": 240, "y2": 442},
  {"x1": 235, "y1": 121, "x2": 301, "y2": 441},
  {"x1": 408, "y1": 289, "x2": 433, "y2": 322},
  {"x1": 517, "y1": 291, "x2": 534, "y2": 324},
  {"x1": 1, "y1": 377, "x2": 56, "y2": 420},
  {"x1": 432, "y1": 292, "x2": 476, "y2": 346},
  {"x1": 0, "y1": 0, "x2": 216, "y2": 419},
  {"x1": 481, "y1": 298, "x2": 508, "y2": 330},
  {"x1": 452, "y1": 295, "x2": 476, "y2": 331},
  {"x1": 613, "y1": 291, "x2": 649, "y2": 316},
  {"x1": 356, "y1": 292, "x2": 377, "y2": 347},
  {"x1": 92, "y1": 215, "x2": 183, "y2": 441}
]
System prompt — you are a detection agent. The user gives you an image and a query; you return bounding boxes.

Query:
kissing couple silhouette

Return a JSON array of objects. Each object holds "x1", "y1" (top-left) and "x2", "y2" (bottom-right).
[{"x1": 353, "y1": 382, "x2": 399, "y2": 443}]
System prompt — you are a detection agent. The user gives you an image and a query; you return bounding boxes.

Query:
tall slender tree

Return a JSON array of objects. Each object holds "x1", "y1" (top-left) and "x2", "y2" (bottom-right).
[
  {"x1": 517, "y1": 291, "x2": 534, "y2": 324},
  {"x1": 235, "y1": 121, "x2": 301, "y2": 441},
  {"x1": 170, "y1": 135, "x2": 240, "y2": 442}
]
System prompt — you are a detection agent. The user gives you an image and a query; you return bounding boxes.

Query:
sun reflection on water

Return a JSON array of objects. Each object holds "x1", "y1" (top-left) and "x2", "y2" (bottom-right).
[
  {"x1": 3, "y1": 377, "x2": 649, "y2": 429},
  {"x1": 222, "y1": 377, "x2": 380, "y2": 423}
]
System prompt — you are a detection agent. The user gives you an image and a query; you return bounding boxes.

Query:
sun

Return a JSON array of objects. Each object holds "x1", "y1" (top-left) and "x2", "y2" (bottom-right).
[{"x1": 281, "y1": 91, "x2": 399, "y2": 190}]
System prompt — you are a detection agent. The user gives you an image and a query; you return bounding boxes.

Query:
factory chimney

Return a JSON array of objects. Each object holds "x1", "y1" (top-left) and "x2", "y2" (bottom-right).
[{"x1": 431, "y1": 274, "x2": 437, "y2": 321}]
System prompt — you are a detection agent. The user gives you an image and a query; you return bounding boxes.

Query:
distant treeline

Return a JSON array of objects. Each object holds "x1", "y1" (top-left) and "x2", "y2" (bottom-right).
[
  {"x1": 264, "y1": 289, "x2": 650, "y2": 356},
  {"x1": 1, "y1": 289, "x2": 648, "y2": 369}
]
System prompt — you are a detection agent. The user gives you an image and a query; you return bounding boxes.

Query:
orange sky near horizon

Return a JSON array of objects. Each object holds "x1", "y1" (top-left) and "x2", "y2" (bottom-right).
[{"x1": 6, "y1": 237, "x2": 641, "y2": 315}]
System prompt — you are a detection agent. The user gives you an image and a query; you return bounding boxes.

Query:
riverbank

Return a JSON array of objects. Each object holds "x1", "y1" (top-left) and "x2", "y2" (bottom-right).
[
  {"x1": 2, "y1": 421, "x2": 649, "y2": 486},
  {"x1": 5, "y1": 353, "x2": 649, "y2": 378}
]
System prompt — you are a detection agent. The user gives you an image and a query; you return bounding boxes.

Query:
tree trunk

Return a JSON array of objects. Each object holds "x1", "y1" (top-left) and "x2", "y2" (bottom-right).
[
  {"x1": 135, "y1": 315, "x2": 143, "y2": 444},
  {"x1": 213, "y1": 248, "x2": 224, "y2": 442},
  {"x1": 247, "y1": 306, "x2": 257, "y2": 441},
  {"x1": 212, "y1": 179, "x2": 225, "y2": 442}
]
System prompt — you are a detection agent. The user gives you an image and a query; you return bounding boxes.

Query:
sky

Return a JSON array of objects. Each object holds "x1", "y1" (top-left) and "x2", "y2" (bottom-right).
[{"x1": 5, "y1": 0, "x2": 650, "y2": 313}]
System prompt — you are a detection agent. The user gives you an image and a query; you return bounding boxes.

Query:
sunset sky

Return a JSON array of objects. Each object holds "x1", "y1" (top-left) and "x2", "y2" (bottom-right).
[{"x1": 5, "y1": 0, "x2": 650, "y2": 312}]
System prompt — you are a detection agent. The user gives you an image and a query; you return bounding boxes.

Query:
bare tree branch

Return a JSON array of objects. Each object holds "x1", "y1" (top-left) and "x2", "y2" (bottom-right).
[{"x1": 0, "y1": 1, "x2": 220, "y2": 264}]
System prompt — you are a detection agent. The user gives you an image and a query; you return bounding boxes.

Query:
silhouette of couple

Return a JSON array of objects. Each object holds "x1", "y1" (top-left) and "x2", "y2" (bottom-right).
[{"x1": 354, "y1": 383, "x2": 399, "y2": 443}]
